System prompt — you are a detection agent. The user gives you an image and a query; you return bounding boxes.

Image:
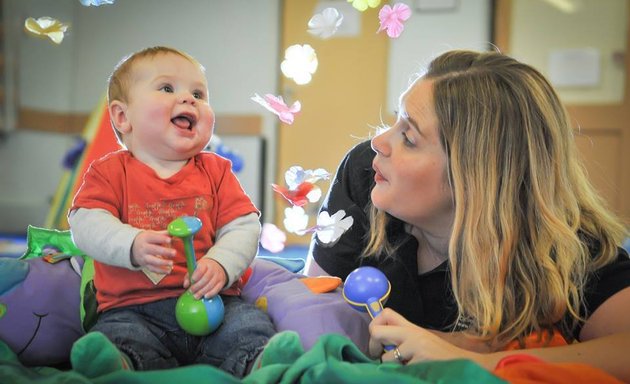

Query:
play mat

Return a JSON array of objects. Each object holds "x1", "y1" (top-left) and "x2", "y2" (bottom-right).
[{"x1": 0, "y1": 225, "x2": 624, "y2": 384}]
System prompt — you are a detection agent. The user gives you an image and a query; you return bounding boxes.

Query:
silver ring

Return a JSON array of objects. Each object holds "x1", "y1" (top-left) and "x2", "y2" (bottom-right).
[{"x1": 393, "y1": 347, "x2": 404, "y2": 363}]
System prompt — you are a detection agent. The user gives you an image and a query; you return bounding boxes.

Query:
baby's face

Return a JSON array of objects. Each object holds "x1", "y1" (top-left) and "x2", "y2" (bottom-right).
[{"x1": 122, "y1": 53, "x2": 214, "y2": 163}]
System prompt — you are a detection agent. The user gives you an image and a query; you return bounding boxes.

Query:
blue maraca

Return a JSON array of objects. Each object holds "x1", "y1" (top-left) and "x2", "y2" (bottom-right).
[
  {"x1": 343, "y1": 266, "x2": 395, "y2": 350},
  {"x1": 168, "y1": 216, "x2": 224, "y2": 336}
]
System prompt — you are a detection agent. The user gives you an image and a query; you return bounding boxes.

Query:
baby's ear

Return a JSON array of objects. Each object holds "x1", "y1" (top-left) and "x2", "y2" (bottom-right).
[{"x1": 109, "y1": 100, "x2": 131, "y2": 134}]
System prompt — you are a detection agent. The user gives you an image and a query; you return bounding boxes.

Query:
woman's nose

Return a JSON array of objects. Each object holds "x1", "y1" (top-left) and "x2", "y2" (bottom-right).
[{"x1": 371, "y1": 128, "x2": 391, "y2": 156}]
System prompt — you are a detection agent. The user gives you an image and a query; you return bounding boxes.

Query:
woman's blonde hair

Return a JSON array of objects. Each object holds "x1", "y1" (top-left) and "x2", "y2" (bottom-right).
[
  {"x1": 365, "y1": 50, "x2": 627, "y2": 346},
  {"x1": 107, "y1": 46, "x2": 204, "y2": 145}
]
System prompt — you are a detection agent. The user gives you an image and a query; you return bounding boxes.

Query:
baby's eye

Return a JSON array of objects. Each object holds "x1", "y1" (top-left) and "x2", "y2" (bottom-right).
[
  {"x1": 159, "y1": 85, "x2": 174, "y2": 93},
  {"x1": 193, "y1": 90, "x2": 204, "y2": 99}
]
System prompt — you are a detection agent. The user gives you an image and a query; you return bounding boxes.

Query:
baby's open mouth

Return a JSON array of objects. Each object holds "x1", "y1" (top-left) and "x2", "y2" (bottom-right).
[{"x1": 172, "y1": 114, "x2": 195, "y2": 130}]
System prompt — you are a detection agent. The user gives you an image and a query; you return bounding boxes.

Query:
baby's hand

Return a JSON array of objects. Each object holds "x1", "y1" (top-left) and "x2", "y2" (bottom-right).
[
  {"x1": 130, "y1": 230, "x2": 176, "y2": 273},
  {"x1": 183, "y1": 258, "x2": 227, "y2": 299}
]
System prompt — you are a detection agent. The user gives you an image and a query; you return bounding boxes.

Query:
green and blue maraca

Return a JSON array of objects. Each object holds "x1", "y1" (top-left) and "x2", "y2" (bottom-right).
[{"x1": 168, "y1": 216, "x2": 224, "y2": 336}]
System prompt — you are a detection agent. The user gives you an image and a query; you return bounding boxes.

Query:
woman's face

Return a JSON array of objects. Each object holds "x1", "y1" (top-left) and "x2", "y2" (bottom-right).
[{"x1": 371, "y1": 79, "x2": 454, "y2": 233}]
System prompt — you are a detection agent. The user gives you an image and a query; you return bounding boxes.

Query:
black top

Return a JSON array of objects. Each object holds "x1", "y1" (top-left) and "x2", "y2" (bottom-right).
[{"x1": 311, "y1": 140, "x2": 630, "y2": 339}]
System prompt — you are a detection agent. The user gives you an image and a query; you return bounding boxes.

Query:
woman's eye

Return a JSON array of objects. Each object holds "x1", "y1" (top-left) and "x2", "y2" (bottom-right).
[
  {"x1": 402, "y1": 131, "x2": 414, "y2": 147},
  {"x1": 400, "y1": 125, "x2": 415, "y2": 147},
  {"x1": 160, "y1": 85, "x2": 174, "y2": 93}
]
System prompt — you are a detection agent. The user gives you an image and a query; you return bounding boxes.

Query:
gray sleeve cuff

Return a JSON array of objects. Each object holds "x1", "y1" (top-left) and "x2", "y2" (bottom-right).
[
  {"x1": 68, "y1": 208, "x2": 142, "y2": 270},
  {"x1": 203, "y1": 212, "x2": 260, "y2": 288}
]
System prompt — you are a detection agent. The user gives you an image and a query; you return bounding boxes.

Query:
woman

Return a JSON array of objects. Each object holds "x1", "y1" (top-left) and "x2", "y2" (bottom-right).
[{"x1": 306, "y1": 50, "x2": 630, "y2": 381}]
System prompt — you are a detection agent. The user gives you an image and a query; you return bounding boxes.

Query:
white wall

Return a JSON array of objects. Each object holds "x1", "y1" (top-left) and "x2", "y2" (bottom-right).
[
  {"x1": 0, "y1": 0, "x2": 491, "y2": 234},
  {"x1": 16, "y1": 0, "x2": 77, "y2": 112},
  {"x1": 0, "y1": 130, "x2": 72, "y2": 231},
  {"x1": 387, "y1": 0, "x2": 492, "y2": 112},
  {"x1": 0, "y1": 0, "x2": 280, "y2": 232},
  {"x1": 510, "y1": 0, "x2": 626, "y2": 104}
]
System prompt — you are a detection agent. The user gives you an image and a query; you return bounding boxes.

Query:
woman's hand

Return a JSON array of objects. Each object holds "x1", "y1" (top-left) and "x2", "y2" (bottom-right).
[
  {"x1": 369, "y1": 308, "x2": 483, "y2": 366},
  {"x1": 183, "y1": 258, "x2": 227, "y2": 299}
]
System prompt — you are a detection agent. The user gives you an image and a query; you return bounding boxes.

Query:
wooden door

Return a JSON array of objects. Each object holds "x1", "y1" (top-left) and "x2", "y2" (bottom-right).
[
  {"x1": 278, "y1": 0, "x2": 389, "y2": 244},
  {"x1": 495, "y1": 0, "x2": 630, "y2": 223}
]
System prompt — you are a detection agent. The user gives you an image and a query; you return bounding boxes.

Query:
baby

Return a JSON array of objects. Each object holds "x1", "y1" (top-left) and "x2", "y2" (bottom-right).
[{"x1": 69, "y1": 46, "x2": 275, "y2": 377}]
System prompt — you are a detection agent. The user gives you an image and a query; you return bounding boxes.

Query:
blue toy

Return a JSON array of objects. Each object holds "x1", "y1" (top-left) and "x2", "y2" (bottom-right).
[
  {"x1": 342, "y1": 266, "x2": 391, "y2": 318},
  {"x1": 342, "y1": 266, "x2": 394, "y2": 351}
]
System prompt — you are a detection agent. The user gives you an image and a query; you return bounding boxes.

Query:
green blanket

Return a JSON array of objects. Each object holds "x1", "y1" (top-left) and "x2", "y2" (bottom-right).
[{"x1": 0, "y1": 331, "x2": 505, "y2": 383}]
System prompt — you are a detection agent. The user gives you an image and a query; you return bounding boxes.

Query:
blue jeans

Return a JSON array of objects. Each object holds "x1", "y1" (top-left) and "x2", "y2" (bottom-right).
[{"x1": 91, "y1": 295, "x2": 275, "y2": 377}]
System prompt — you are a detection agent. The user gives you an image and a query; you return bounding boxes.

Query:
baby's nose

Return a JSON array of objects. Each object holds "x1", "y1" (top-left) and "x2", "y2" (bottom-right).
[{"x1": 180, "y1": 93, "x2": 196, "y2": 104}]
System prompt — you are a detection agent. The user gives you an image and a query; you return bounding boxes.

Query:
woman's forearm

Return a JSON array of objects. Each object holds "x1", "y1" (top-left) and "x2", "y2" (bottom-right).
[{"x1": 476, "y1": 332, "x2": 630, "y2": 382}]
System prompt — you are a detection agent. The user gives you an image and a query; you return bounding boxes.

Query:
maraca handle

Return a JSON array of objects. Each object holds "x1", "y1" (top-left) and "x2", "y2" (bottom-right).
[
  {"x1": 168, "y1": 216, "x2": 202, "y2": 281},
  {"x1": 183, "y1": 235, "x2": 197, "y2": 280},
  {"x1": 366, "y1": 298, "x2": 384, "y2": 319},
  {"x1": 366, "y1": 298, "x2": 395, "y2": 352}
]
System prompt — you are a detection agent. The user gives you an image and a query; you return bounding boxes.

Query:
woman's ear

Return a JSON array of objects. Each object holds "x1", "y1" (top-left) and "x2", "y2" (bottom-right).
[{"x1": 109, "y1": 100, "x2": 131, "y2": 134}]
